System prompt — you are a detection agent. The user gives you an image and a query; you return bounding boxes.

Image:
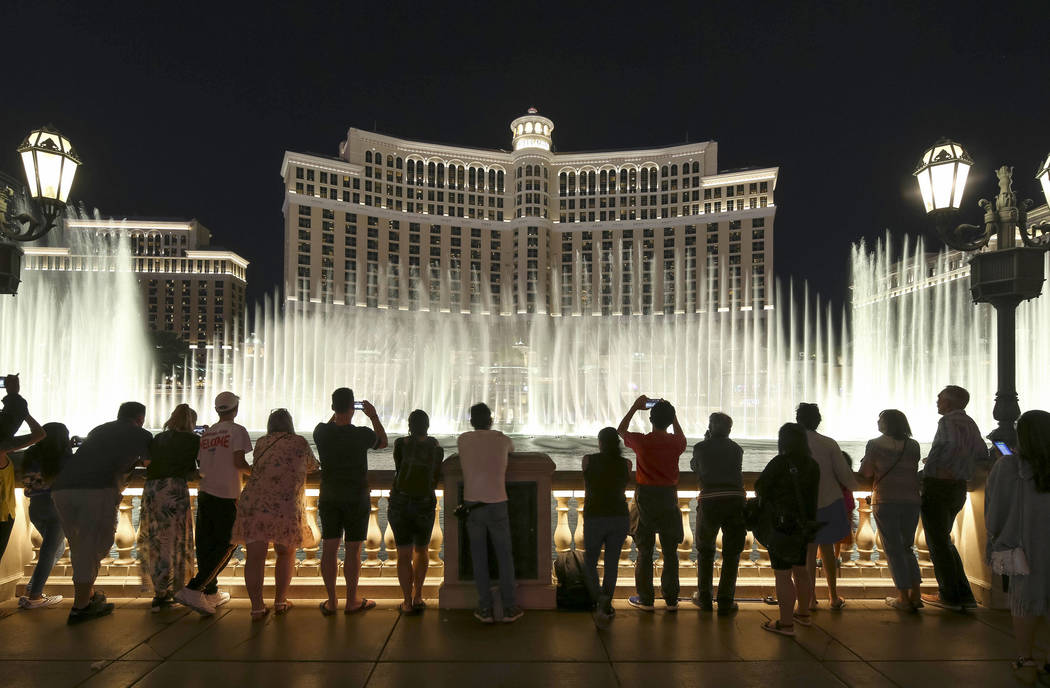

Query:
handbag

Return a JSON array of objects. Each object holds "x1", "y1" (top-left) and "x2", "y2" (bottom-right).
[{"x1": 990, "y1": 472, "x2": 1031, "y2": 576}]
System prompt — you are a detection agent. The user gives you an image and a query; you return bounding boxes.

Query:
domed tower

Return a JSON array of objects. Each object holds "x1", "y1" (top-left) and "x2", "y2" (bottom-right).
[
  {"x1": 510, "y1": 107, "x2": 555, "y2": 152},
  {"x1": 508, "y1": 108, "x2": 555, "y2": 314}
]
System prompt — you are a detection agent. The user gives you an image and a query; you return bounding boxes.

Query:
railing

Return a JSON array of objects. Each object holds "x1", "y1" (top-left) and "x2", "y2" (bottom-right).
[{"x1": 3, "y1": 460, "x2": 997, "y2": 604}]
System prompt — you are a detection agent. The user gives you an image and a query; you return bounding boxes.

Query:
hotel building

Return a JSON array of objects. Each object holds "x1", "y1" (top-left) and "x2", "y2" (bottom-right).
[
  {"x1": 21, "y1": 218, "x2": 248, "y2": 348},
  {"x1": 282, "y1": 109, "x2": 777, "y2": 316}
]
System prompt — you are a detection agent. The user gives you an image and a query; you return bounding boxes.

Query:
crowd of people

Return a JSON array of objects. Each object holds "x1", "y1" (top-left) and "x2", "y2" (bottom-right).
[{"x1": 1, "y1": 376, "x2": 1049, "y2": 681}]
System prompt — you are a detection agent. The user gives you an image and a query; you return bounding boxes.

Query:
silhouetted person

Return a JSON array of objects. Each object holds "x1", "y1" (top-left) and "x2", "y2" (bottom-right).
[
  {"x1": 921, "y1": 385, "x2": 985, "y2": 611},
  {"x1": 176, "y1": 392, "x2": 252, "y2": 616},
  {"x1": 314, "y1": 387, "x2": 387, "y2": 615},
  {"x1": 19, "y1": 422, "x2": 73, "y2": 609},
  {"x1": 582, "y1": 426, "x2": 631, "y2": 627},
  {"x1": 859, "y1": 409, "x2": 922, "y2": 611},
  {"x1": 690, "y1": 412, "x2": 745, "y2": 615},
  {"x1": 52, "y1": 402, "x2": 152, "y2": 624},
  {"x1": 0, "y1": 374, "x2": 28, "y2": 442},
  {"x1": 797, "y1": 402, "x2": 855, "y2": 611},
  {"x1": 757, "y1": 423, "x2": 819, "y2": 637},
  {"x1": 618, "y1": 395, "x2": 686, "y2": 611},
  {"x1": 458, "y1": 402, "x2": 522, "y2": 624},
  {"x1": 0, "y1": 411, "x2": 45, "y2": 570}
]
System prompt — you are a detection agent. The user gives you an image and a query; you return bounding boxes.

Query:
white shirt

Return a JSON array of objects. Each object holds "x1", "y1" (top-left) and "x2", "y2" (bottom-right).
[
  {"x1": 457, "y1": 429, "x2": 514, "y2": 503},
  {"x1": 806, "y1": 429, "x2": 857, "y2": 508},
  {"x1": 198, "y1": 420, "x2": 253, "y2": 499}
]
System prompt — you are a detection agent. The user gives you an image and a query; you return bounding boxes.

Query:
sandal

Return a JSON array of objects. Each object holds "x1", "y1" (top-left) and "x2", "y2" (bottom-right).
[
  {"x1": 884, "y1": 597, "x2": 914, "y2": 612},
  {"x1": 412, "y1": 600, "x2": 427, "y2": 611},
  {"x1": 318, "y1": 601, "x2": 336, "y2": 617},
  {"x1": 792, "y1": 613, "x2": 813, "y2": 627},
  {"x1": 399, "y1": 602, "x2": 420, "y2": 615},
  {"x1": 761, "y1": 619, "x2": 795, "y2": 637},
  {"x1": 830, "y1": 598, "x2": 846, "y2": 611},
  {"x1": 345, "y1": 599, "x2": 376, "y2": 615},
  {"x1": 274, "y1": 600, "x2": 294, "y2": 615},
  {"x1": 250, "y1": 607, "x2": 270, "y2": 622}
]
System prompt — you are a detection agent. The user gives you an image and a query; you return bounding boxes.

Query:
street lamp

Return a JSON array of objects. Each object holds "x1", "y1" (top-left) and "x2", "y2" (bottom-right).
[
  {"x1": 914, "y1": 139, "x2": 1050, "y2": 446},
  {"x1": 0, "y1": 126, "x2": 82, "y2": 294}
]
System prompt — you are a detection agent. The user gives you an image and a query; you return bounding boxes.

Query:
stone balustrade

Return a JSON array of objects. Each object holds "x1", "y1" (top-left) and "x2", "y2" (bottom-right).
[{"x1": 1, "y1": 458, "x2": 1003, "y2": 607}]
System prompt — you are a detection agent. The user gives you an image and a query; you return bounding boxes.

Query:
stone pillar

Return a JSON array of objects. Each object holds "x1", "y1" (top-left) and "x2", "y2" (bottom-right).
[
  {"x1": 299, "y1": 494, "x2": 321, "y2": 575},
  {"x1": 113, "y1": 494, "x2": 138, "y2": 567},
  {"x1": 856, "y1": 501, "x2": 876, "y2": 567},
  {"x1": 677, "y1": 495, "x2": 695, "y2": 570},
  {"x1": 383, "y1": 493, "x2": 398, "y2": 577},
  {"x1": 362, "y1": 492, "x2": 383, "y2": 576},
  {"x1": 553, "y1": 493, "x2": 572, "y2": 553},
  {"x1": 439, "y1": 452, "x2": 556, "y2": 610},
  {"x1": 573, "y1": 495, "x2": 586, "y2": 551}
]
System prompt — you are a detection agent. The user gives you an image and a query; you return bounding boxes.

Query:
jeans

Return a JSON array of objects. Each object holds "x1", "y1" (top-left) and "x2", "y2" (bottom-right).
[
  {"x1": 634, "y1": 484, "x2": 683, "y2": 605},
  {"x1": 921, "y1": 478, "x2": 974, "y2": 604},
  {"x1": 466, "y1": 501, "x2": 517, "y2": 610},
  {"x1": 583, "y1": 514, "x2": 629, "y2": 603},
  {"x1": 873, "y1": 502, "x2": 921, "y2": 590},
  {"x1": 186, "y1": 491, "x2": 237, "y2": 595},
  {"x1": 696, "y1": 496, "x2": 746, "y2": 605},
  {"x1": 27, "y1": 495, "x2": 66, "y2": 597}
]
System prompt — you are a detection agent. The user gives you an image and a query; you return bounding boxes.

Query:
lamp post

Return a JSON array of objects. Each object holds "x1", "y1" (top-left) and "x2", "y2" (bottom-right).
[
  {"x1": 914, "y1": 139, "x2": 1050, "y2": 447},
  {"x1": 0, "y1": 126, "x2": 82, "y2": 294}
]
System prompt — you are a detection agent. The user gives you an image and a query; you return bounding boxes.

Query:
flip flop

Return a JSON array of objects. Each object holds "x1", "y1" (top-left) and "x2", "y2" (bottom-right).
[
  {"x1": 412, "y1": 600, "x2": 427, "y2": 611},
  {"x1": 274, "y1": 600, "x2": 294, "y2": 615},
  {"x1": 318, "y1": 601, "x2": 337, "y2": 617},
  {"x1": 761, "y1": 619, "x2": 795, "y2": 637},
  {"x1": 792, "y1": 613, "x2": 813, "y2": 627},
  {"x1": 399, "y1": 602, "x2": 421, "y2": 615},
  {"x1": 250, "y1": 606, "x2": 270, "y2": 622},
  {"x1": 830, "y1": 599, "x2": 847, "y2": 611},
  {"x1": 345, "y1": 599, "x2": 376, "y2": 615}
]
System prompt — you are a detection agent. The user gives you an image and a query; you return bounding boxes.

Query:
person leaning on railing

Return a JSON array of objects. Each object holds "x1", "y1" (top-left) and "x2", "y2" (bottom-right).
[
  {"x1": 51, "y1": 401, "x2": 152, "y2": 625},
  {"x1": 19, "y1": 421, "x2": 73, "y2": 609},
  {"x1": 389, "y1": 409, "x2": 443, "y2": 615},
  {"x1": 137, "y1": 404, "x2": 200, "y2": 612}
]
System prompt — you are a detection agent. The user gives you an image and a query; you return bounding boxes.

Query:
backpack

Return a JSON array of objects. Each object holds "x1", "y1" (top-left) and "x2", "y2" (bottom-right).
[
  {"x1": 393, "y1": 439, "x2": 436, "y2": 498},
  {"x1": 554, "y1": 550, "x2": 594, "y2": 610}
]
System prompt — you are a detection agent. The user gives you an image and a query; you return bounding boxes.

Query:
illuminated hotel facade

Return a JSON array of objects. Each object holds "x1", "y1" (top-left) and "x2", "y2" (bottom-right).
[
  {"x1": 282, "y1": 109, "x2": 777, "y2": 316},
  {"x1": 22, "y1": 218, "x2": 248, "y2": 348}
]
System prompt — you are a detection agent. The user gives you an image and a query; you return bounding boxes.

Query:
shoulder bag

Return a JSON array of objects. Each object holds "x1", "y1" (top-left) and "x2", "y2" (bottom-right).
[{"x1": 990, "y1": 471, "x2": 1031, "y2": 576}]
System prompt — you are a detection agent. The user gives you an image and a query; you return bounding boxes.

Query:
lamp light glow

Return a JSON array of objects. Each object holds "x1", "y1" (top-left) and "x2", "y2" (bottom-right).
[
  {"x1": 914, "y1": 139, "x2": 972, "y2": 213},
  {"x1": 17, "y1": 126, "x2": 81, "y2": 203}
]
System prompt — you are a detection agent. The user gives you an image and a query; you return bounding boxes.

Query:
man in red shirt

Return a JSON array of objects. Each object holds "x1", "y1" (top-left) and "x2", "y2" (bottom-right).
[{"x1": 618, "y1": 395, "x2": 687, "y2": 610}]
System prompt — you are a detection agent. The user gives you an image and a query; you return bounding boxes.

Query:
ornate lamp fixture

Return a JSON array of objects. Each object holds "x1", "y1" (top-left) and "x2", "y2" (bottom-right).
[{"x1": 2, "y1": 126, "x2": 81, "y2": 243}]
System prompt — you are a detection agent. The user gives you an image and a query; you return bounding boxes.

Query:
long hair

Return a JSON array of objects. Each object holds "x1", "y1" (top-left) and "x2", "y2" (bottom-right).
[
  {"x1": 597, "y1": 426, "x2": 623, "y2": 460},
  {"x1": 879, "y1": 409, "x2": 912, "y2": 440},
  {"x1": 267, "y1": 408, "x2": 295, "y2": 434},
  {"x1": 778, "y1": 422, "x2": 810, "y2": 457},
  {"x1": 25, "y1": 422, "x2": 71, "y2": 481},
  {"x1": 164, "y1": 404, "x2": 197, "y2": 433},
  {"x1": 1018, "y1": 410, "x2": 1050, "y2": 493}
]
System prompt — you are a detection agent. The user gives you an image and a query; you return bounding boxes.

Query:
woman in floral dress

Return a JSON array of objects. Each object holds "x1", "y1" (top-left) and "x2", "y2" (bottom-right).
[
  {"x1": 138, "y1": 404, "x2": 200, "y2": 611},
  {"x1": 231, "y1": 408, "x2": 318, "y2": 619}
]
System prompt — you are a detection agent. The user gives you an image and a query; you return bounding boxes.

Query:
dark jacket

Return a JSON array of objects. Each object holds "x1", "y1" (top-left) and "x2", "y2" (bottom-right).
[
  {"x1": 755, "y1": 452, "x2": 820, "y2": 523},
  {"x1": 690, "y1": 436, "x2": 744, "y2": 497}
]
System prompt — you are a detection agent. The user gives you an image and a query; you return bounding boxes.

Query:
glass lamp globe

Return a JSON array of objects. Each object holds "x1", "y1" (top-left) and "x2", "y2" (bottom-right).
[
  {"x1": 17, "y1": 126, "x2": 81, "y2": 204},
  {"x1": 1037, "y1": 152, "x2": 1050, "y2": 207},
  {"x1": 914, "y1": 139, "x2": 973, "y2": 213}
]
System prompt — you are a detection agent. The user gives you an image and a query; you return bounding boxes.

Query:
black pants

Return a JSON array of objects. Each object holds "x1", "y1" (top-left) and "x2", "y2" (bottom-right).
[
  {"x1": 0, "y1": 517, "x2": 13, "y2": 564},
  {"x1": 920, "y1": 478, "x2": 975, "y2": 605},
  {"x1": 696, "y1": 496, "x2": 746, "y2": 605},
  {"x1": 634, "y1": 485, "x2": 683, "y2": 605},
  {"x1": 186, "y1": 492, "x2": 237, "y2": 594}
]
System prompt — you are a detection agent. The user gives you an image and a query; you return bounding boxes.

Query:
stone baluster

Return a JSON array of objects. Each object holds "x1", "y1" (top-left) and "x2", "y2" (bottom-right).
[
  {"x1": 856, "y1": 500, "x2": 876, "y2": 567},
  {"x1": 554, "y1": 493, "x2": 572, "y2": 553},
  {"x1": 24, "y1": 513, "x2": 43, "y2": 576},
  {"x1": 573, "y1": 495, "x2": 586, "y2": 551},
  {"x1": 383, "y1": 494, "x2": 398, "y2": 576},
  {"x1": 113, "y1": 494, "x2": 138, "y2": 566},
  {"x1": 677, "y1": 495, "x2": 695, "y2": 570},
  {"x1": 914, "y1": 519, "x2": 931, "y2": 567},
  {"x1": 875, "y1": 526, "x2": 888, "y2": 567},
  {"x1": 428, "y1": 492, "x2": 444, "y2": 572},
  {"x1": 755, "y1": 539, "x2": 770, "y2": 569},
  {"x1": 300, "y1": 494, "x2": 321, "y2": 575},
  {"x1": 739, "y1": 530, "x2": 756, "y2": 567},
  {"x1": 619, "y1": 533, "x2": 634, "y2": 574},
  {"x1": 362, "y1": 492, "x2": 383, "y2": 573}
]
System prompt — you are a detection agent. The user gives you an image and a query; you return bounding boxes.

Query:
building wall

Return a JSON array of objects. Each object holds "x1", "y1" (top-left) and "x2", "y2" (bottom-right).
[
  {"x1": 283, "y1": 110, "x2": 778, "y2": 315},
  {"x1": 22, "y1": 218, "x2": 248, "y2": 348}
]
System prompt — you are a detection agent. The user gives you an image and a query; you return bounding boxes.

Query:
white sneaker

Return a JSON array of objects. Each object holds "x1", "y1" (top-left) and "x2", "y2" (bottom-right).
[
  {"x1": 205, "y1": 591, "x2": 231, "y2": 608},
  {"x1": 19, "y1": 594, "x2": 63, "y2": 609},
  {"x1": 174, "y1": 587, "x2": 216, "y2": 616}
]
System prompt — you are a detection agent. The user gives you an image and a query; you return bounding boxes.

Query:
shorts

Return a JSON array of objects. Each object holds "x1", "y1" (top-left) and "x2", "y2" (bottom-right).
[
  {"x1": 319, "y1": 499, "x2": 369, "y2": 542},
  {"x1": 387, "y1": 493, "x2": 436, "y2": 548},
  {"x1": 813, "y1": 499, "x2": 850, "y2": 544},
  {"x1": 52, "y1": 487, "x2": 121, "y2": 585}
]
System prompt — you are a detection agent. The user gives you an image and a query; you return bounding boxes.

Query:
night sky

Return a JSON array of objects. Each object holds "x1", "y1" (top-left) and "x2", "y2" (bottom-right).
[{"x1": 3, "y1": 0, "x2": 1048, "y2": 308}]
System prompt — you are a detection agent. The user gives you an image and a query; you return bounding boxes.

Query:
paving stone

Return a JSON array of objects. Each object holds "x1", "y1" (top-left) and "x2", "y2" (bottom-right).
[
  {"x1": 134, "y1": 660, "x2": 372, "y2": 688},
  {"x1": 870, "y1": 659, "x2": 1017, "y2": 687},
  {"x1": 368, "y1": 662, "x2": 618, "y2": 688},
  {"x1": 614, "y1": 660, "x2": 848, "y2": 687},
  {"x1": 78, "y1": 660, "x2": 161, "y2": 688},
  {"x1": 0, "y1": 660, "x2": 96, "y2": 688}
]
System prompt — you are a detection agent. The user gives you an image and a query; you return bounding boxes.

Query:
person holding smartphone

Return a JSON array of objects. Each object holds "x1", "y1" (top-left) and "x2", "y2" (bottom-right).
[
  {"x1": 618, "y1": 395, "x2": 687, "y2": 611},
  {"x1": 313, "y1": 387, "x2": 387, "y2": 615}
]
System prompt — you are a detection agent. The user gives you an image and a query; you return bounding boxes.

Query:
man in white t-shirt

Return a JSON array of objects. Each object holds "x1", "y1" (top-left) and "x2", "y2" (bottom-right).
[{"x1": 175, "y1": 391, "x2": 252, "y2": 615}]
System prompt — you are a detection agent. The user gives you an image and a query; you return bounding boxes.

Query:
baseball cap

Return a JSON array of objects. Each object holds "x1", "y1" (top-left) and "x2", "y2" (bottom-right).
[{"x1": 215, "y1": 391, "x2": 240, "y2": 413}]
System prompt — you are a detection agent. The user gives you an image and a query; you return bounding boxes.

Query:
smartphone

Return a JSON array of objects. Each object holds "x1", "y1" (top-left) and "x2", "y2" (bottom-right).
[
  {"x1": 354, "y1": 401, "x2": 364, "y2": 410},
  {"x1": 645, "y1": 398, "x2": 661, "y2": 409},
  {"x1": 194, "y1": 425, "x2": 207, "y2": 436},
  {"x1": 994, "y1": 441, "x2": 1013, "y2": 456},
  {"x1": 71, "y1": 436, "x2": 83, "y2": 448},
  {"x1": 0, "y1": 379, "x2": 5, "y2": 389}
]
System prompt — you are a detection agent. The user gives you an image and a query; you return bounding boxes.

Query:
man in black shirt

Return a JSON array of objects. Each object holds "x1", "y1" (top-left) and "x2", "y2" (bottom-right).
[{"x1": 313, "y1": 387, "x2": 387, "y2": 615}]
